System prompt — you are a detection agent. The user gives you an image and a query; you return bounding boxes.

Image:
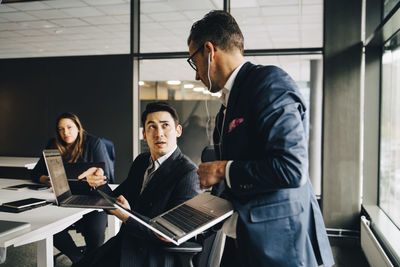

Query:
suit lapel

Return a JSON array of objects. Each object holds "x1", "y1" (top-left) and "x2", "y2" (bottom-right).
[
  {"x1": 138, "y1": 148, "x2": 182, "y2": 199},
  {"x1": 221, "y1": 62, "x2": 253, "y2": 153},
  {"x1": 129, "y1": 155, "x2": 150, "y2": 203}
]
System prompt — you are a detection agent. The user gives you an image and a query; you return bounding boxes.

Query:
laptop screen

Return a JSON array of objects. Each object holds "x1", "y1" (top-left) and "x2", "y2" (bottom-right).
[{"x1": 43, "y1": 150, "x2": 70, "y2": 198}]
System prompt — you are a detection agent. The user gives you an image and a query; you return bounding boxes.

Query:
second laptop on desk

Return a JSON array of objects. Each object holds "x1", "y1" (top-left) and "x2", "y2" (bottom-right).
[{"x1": 43, "y1": 149, "x2": 114, "y2": 209}]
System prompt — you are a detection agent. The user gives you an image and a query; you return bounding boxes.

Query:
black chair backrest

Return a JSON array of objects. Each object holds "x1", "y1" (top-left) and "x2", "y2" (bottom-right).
[
  {"x1": 101, "y1": 138, "x2": 115, "y2": 183},
  {"x1": 193, "y1": 232, "x2": 218, "y2": 267}
]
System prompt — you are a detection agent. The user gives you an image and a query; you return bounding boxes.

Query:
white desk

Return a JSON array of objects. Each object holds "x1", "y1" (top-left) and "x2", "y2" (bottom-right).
[
  {"x1": 0, "y1": 179, "x2": 120, "y2": 267},
  {"x1": 0, "y1": 157, "x2": 39, "y2": 170}
]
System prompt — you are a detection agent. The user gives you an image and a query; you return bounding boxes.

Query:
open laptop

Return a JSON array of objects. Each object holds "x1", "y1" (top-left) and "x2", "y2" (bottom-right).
[
  {"x1": 98, "y1": 190, "x2": 233, "y2": 245},
  {"x1": 43, "y1": 149, "x2": 115, "y2": 209},
  {"x1": 64, "y1": 162, "x2": 105, "y2": 181}
]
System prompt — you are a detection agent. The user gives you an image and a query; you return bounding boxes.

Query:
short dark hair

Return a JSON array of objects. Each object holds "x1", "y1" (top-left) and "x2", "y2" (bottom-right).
[
  {"x1": 187, "y1": 10, "x2": 244, "y2": 54},
  {"x1": 141, "y1": 101, "x2": 179, "y2": 127}
]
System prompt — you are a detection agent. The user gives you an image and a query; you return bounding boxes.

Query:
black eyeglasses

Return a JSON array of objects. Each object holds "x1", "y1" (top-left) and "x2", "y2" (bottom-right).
[{"x1": 187, "y1": 44, "x2": 204, "y2": 72}]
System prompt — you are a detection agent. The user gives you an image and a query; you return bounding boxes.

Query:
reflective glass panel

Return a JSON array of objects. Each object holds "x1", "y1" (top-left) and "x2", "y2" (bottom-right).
[
  {"x1": 231, "y1": 0, "x2": 323, "y2": 49},
  {"x1": 380, "y1": 33, "x2": 400, "y2": 228},
  {"x1": 384, "y1": 0, "x2": 400, "y2": 18},
  {"x1": 140, "y1": 0, "x2": 223, "y2": 53},
  {"x1": 139, "y1": 55, "x2": 321, "y2": 166}
]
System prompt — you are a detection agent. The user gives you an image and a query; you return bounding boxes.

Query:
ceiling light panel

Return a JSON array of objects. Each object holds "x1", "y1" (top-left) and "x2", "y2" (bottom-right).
[
  {"x1": 51, "y1": 18, "x2": 89, "y2": 27},
  {"x1": 45, "y1": 0, "x2": 88, "y2": 9},
  {"x1": 83, "y1": 0, "x2": 128, "y2": 5},
  {"x1": 140, "y1": 0, "x2": 223, "y2": 53},
  {"x1": 62, "y1": 7, "x2": 105, "y2": 17},
  {"x1": 0, "y1": 12, "x2": 38, "y2": 21},
  {"x1": 232, "y1": 0, "x2": 322, "y2": 49},
  {"x1": 0, "y1": 0, "x2": 130, "y2": 58},
  {"x1": 96, "y1": 4, "x2": 130, "y2": 15},
  {"x1": 0, "y1": 5, "x2": 18, "y2": 12},
  {"x1": 82, "y1": 16, "x2": 120, "y2": 25},
  {"x1": 27, "y1": 9, "x2": 71, "y2": 20},
  {"x1": 8, "y1": 1, "x2": 51, "y2": 11}
]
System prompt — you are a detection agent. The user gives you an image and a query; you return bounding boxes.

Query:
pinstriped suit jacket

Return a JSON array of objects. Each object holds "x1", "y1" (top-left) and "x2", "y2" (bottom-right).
[
  {"x1": 75, "y1": 147, "x2": 202, "y2": 267},
  {"x1": 113, "y1": 147, "x2": 202, "y2": 267}
]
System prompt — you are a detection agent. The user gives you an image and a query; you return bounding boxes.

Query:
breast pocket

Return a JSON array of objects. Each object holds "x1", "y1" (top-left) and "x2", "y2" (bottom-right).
[{"x1": 224, "y1": 120, "x2": 249, "y2": 157}]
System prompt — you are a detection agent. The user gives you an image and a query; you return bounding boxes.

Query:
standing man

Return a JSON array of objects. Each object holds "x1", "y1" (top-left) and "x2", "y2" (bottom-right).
[
  {"x1": 74, "y1": 102, "x2": 202, "y2": 267},
  {"x1": 187, "y1": 10, "x2": 334, "y2": 267}
]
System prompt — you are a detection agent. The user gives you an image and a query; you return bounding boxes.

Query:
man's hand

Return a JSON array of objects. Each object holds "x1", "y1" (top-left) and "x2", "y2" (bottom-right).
[
  {"x1": 197, "y1": 161, "x2": 228, "y2": 189},
  {"x1": 78, "y1": 167, "x2": 107, "y2": 187},
  {"x1": 154, "y1": 232, "x2": 171, "y2": 242},
  {"x1": 39, "y1": 175, "x2": 51, "y2": 187},
  {"x1": 108, "y1": 195, "x2": 130, "y2": 222}
]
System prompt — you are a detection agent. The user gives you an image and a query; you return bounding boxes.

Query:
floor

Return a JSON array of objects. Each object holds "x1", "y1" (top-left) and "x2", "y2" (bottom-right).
[
  {"x1": 2, "y1": 232, "x2": 371, "y2": 266},
  {"x1": 329, "y1": 236, "x2": 370, "y2": 267},
  {"x1": 2, "y1": 228, "x2": 105, "y2": 267}
]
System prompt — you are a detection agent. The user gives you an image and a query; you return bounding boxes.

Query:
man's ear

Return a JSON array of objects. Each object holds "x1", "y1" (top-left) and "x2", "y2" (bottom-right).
[
  {"x1": 142, "y1": 128, "x2": 147, "y2": 142},
  {"x1": 204, "y1": 41, "x2": 215, "y2": 61},
  {"x1": 176, "y1": 124, "x2": 182, "y2": 137}
]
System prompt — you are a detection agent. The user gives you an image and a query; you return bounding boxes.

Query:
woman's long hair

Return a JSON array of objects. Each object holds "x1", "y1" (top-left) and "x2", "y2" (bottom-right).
[{"x1": 55, "y1": 112, "x2": 84, "y2": 163}]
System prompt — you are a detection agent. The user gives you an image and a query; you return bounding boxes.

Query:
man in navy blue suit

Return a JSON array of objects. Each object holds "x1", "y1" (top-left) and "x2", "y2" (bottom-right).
[{"x1": 187, "y1": 10, "x2": 334, "y2": 267}]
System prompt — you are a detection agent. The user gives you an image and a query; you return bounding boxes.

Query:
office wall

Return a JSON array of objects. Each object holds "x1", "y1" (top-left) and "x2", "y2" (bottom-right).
[{"x1": 0, "y1": 55, "x2": 133, "y2": 182}]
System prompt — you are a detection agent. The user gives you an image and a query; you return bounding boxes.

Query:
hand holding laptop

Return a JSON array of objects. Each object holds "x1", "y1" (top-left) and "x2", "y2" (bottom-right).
[
  {"x1": 78, "y1": 167, "x2": 107, "y2": 187},
  {"x1": 105, "y1": 194, "x2": 170, "y2": 242},
  {"x1": 108, "y1": 195, "x2": 130, "y2": 222}
]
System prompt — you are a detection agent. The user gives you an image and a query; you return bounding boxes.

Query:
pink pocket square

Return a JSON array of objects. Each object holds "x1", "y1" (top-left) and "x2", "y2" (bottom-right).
[{"x1": 228, "y1": 118, "x2": 244, "y2": 133}]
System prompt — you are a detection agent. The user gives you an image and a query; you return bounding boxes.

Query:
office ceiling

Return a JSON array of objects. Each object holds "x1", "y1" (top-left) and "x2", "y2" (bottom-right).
[{"x1": 0, "y1": 0, "x2": 322, "y2": 81}]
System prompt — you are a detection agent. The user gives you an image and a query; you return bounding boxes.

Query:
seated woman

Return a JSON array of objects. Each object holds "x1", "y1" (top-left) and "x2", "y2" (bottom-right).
[{"x1": 31, "y1": 112, "x2": 111, "y2": 264}]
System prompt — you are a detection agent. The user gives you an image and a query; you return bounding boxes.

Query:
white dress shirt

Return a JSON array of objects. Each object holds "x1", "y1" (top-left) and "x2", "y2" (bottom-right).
[
  {"x1": 218, "y1": 63, "x2": 245, "y2": 239},
  {"x1": 140, "y1": 145, "x2": 177, "y2": 193}
]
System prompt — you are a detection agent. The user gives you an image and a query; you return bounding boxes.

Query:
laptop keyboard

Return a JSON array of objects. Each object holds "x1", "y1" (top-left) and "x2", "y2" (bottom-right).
[
  {"x1": 64, "y1": 195, "x2": 106, "y2": 206},
  {"x1": 161, "y1": 204, "x2": 214, "y2": 233}
]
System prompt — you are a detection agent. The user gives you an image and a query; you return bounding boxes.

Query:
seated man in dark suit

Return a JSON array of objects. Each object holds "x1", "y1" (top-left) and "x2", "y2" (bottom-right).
[{"x1": 73, "y1": 101, "x2": 202, "y2": 267}]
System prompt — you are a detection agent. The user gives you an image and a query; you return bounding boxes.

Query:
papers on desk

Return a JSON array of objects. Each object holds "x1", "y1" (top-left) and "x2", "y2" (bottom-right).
[{"x1": 0, "y1": 220, "x2": 30, "y2": 238}]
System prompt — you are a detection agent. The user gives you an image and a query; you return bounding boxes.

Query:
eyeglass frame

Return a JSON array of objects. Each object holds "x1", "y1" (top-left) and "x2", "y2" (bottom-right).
[{"x1": 187, "y1": 43, "x2": 204, "y2": 72}]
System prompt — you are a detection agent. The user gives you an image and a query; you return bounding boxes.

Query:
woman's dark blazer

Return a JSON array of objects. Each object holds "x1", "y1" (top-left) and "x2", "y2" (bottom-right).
[{"x1": 31, "y1": 132, "x2": 111, "y2": 182}]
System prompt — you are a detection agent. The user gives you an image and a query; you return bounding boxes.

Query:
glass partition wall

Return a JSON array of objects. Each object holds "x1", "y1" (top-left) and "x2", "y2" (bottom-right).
[
  {"x1": 137, "y1": 0, "x2": 323, "y2": 194},
  {"x1": 0, "y1": 0, "x2": 323, "y2": 194}
]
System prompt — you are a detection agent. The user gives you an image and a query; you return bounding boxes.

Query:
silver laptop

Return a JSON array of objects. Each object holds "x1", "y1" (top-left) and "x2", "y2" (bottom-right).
[
  {"x1": 98, "y1": 191, "x2": 233, "y2": 245},
  {"x1": 43, "y1": 149, "x2": 115, "y2": 209}
]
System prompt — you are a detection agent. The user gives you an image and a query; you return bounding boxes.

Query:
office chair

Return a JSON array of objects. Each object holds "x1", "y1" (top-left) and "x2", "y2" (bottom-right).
[
  {"x1": 163, "y1": 146, "x2": 227, "y2": 267},
  {"x1": 162, "y1": 229, "x2": 226, "y2": 267},
  {"x1": 100, "y1": 138, "x2": 115, "y2": 183}
]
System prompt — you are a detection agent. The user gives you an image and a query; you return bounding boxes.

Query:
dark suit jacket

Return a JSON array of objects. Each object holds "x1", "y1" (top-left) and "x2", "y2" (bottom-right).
[
  {"x1": 76, "y1": 147, "x2": 202, "y2": 267},
  {"x1": 213, "y1": 62, "x2": 334, "y2": 267}
]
